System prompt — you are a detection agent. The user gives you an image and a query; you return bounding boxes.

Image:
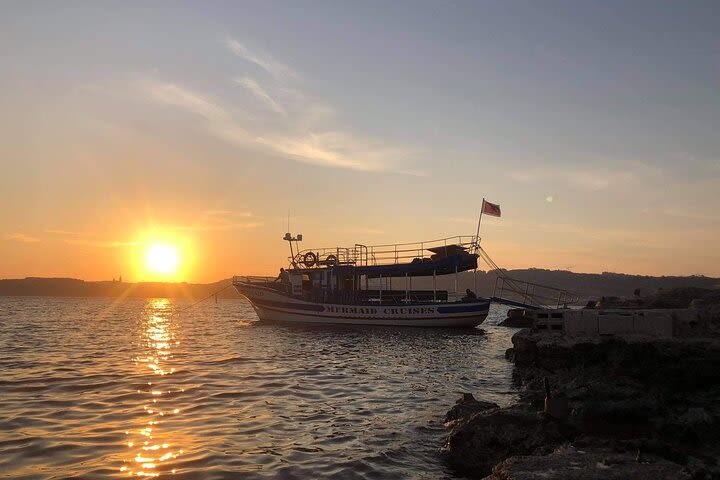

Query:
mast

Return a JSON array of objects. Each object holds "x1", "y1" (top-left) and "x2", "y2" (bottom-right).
[{"x1": 474, "y1": 198, "x2": 485, "y2": 253}]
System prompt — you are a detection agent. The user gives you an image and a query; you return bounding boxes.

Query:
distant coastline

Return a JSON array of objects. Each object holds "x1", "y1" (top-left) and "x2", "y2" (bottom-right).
[
  {"x1": 0, "y1": 277, "x2": 242, "y2": 300},
  {"x1": 1, "y1": 270, "x2": 717, "y2": 301}
]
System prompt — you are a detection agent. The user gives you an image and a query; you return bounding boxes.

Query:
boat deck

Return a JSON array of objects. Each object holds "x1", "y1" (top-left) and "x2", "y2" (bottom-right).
[{"x1": 292, "y1": 235, "x2": 478, "y2": 269}]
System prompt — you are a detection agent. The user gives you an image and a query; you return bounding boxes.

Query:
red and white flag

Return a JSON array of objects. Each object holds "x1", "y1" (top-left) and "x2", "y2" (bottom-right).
[{"x1": 482, "y1": 199, "x2": 501, "y2": 217}]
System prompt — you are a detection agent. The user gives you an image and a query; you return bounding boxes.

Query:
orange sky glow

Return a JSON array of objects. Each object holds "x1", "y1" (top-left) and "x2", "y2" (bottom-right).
[{"x1": 2, "y1": 4, "x2": 719, "y2": 282}]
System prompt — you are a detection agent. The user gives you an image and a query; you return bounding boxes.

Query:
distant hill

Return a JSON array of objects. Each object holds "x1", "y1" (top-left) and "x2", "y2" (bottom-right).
[
  {"x1": 482, "y1": 268, "x2": 719, "y2": 299},
  {"x1": 0, "y1": 277, "x2": 242, "y2": 300},
  {"x1": 413, "y1": 269, "x2": 720, "y2": 302},
  {"x1": 1, "y1": 270, "x2": 718, "y2": 302}
]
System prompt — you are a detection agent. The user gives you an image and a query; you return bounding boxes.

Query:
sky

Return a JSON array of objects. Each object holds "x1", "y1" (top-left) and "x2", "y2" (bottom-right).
[{"x1": 1, "y1": 0, "x2": 719, "y2": 282}]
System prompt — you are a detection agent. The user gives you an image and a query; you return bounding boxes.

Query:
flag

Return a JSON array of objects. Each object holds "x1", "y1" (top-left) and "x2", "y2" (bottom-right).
[{"x1": 482, "y1": 199, "x2": 501, "y2": 217}]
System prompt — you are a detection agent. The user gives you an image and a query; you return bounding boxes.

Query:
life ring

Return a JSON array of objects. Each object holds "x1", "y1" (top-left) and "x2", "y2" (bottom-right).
[
  {"x1": 302, "y1": 251, "x2": 317, "y2": 268},
  {"x1": 325, "y1": 254, "x2": 338, "y2": 265}
]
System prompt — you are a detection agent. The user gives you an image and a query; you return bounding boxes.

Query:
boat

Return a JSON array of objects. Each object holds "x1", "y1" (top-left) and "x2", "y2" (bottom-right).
[{"x1": 232, "y1": 233, "x2": 490, "y2": 327}]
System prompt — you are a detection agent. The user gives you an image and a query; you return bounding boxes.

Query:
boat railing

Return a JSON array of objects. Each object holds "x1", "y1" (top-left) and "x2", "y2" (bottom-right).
[
  {"x1": 232, "y1": 275, "x2": 276, "y2": 285},
  {"x1": 292, "y1": 235, "x2": 479, "y2": 268},
  {"x1": 492, "y1": 275, "x2": 580, "y2": 309}
]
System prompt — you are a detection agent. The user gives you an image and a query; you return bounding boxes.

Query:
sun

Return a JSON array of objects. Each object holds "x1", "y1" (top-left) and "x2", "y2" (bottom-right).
[{"x1": 145, "y1": 244, "x2": 179, "y2": 275}]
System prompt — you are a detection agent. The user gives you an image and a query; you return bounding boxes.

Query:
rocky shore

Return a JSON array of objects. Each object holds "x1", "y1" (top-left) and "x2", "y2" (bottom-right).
[{"x1": 443, "y1": 290, "x2": 720, "y2": 479}]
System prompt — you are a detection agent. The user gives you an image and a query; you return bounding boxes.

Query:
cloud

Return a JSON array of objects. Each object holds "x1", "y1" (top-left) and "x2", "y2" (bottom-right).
[
  {"x1": 143, "y1": 82, "x2": 231, "y2": 122},
  {"x1": 140, "y1": 78, "x2": 420, "y2": 175},
  {"x1": 3, "y1": 233, "x2": 40, "y2": 243},
  {"x1": 41, "y1": 228, "x2": 138, "y2": 247},
  {"x1": 44, "y1": 229, "x2": 85, "y2": 236},
  {"x1": 135, "y1": 38, "x2": 424, "y2": 175},
  {"x1": 225, "y1": 39, "x2": 299, "y2": 80},
  {"x1": 64, "y1": 238, "x2": 142, "y2": 248},
  {"x1": 235, "y1": 77, "x2": 286, "y2": 116},
  {"x1": 171, "y1": 221, "x2": 263, "y2": 232},
  {"x1": 170, "y1": 210, "x2": 263, "y2": 231},
  {"x1": 203, "y1": 209, "x2": 251, "y2": 217},
  {"x1": 255, "y1": 131, "x2": 414, "y2": 172}
]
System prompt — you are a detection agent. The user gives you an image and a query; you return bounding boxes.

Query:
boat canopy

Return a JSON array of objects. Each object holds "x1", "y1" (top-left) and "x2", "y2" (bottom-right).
[{"x1": 332, "y1": 252, "x2": 478, "y2": 278}]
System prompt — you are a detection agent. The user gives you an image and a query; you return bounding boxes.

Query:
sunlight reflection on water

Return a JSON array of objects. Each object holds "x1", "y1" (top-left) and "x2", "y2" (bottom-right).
[
  {"x1": 122, "y1": 299, "x2": 183, "y2": 477},
  {"x1": 0, "y1": 297, "x2": 518, "y2": 480}
]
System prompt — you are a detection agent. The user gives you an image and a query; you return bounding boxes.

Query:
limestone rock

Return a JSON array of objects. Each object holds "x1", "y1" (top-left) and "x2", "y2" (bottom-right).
[
  {"x1": 444, "y1": 407, "x2": 571, "y2": 477},
  {"x1": 483, "y1": 444, "x2": 691, "y2": 480},
  {"x1": 444, "y1": 393, "x2": 500, "y2": 426}
]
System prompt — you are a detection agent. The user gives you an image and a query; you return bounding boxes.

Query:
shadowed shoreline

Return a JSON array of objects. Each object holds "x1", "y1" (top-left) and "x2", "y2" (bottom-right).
[{"x1": 1, "y1": 270, "x2": 718, "y2": 301}]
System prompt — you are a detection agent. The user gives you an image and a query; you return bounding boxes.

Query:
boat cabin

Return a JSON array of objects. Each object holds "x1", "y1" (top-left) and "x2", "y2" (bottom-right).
[{"x1": 261, "y1": 235, "x2": 481, "y2": 305}]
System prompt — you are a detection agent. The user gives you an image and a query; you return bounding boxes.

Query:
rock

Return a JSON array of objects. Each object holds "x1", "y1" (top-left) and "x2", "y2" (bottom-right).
[
  {"x1": 588, "y1": 287, "x2": 720, "y2": 310},
  {"x1": 663, "y1": 407, "x2": 717, "y2": 444},
  {"x1": 445, "y1": 315, "x2": 720, "y2": 479},
  {"x1": 444, "y1": 393, "x2": 499, "y2": 426},
  {"x1": 499, "y1": 309, "x2": 534, "y2": 328},
  {"x1": 444, "y1": 406, "x2": 572, "y2": 477},
  {"x1": 544, "y1": 394, "x2": 570, "y2": 421},
  {"x1": 508, "y1": 330, "x2": 540, "y2": 366},
  {"x1": 678, "y1": 407, "x2": 712, "y2": 427},
  {"x1": 499, "y1": 317, "x2": 534, "y2": 328},
  {"x1": 483, "y1": 444, "x2": 692, "y2": 480},
  {"x1": 646, "y1": 287, "x2": 717, "y2": 309}
]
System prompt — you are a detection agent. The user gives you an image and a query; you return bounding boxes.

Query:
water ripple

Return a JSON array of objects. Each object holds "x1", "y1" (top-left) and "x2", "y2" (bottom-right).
[{"x1": 0, "y1": 296, "x2": 518, "y2": 479}]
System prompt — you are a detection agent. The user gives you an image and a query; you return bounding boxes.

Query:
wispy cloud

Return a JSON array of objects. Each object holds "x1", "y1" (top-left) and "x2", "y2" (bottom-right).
[
  {"x1": 171, "y1": 221, "x2": 263, "y2": 232},
  {"x1": 44, "y1": 229, "x2": 85, "y2": 236},
  {"x1": 255, "y1": 131, "x2": 416, "y2": 172},
  {"x1": 144, "y1": 82, "x2": 231, "y2": 122},
  {"x1": 133, "y1": 38, "x2": 423, "y2": 175},
  {"x1": 65, "y1": 239, "x2": 142, "y2": 248},
  {"x1": 203, "y1": 209, "x2": 251, "y2": 217},
  {"x1": 225, "y1": 39, "x2": 299, "y2": 81},
  {"x1": 169, "y1": 210, "x2": 263, "y2": 232},
  {"x1": 235, "y1": 77, "x2": 286, "y2": 116},
  {"x1": 140, "y1": 76, "x2": 420, "y2": 174},
  {"x1": 3, "y1": 233, "x2": 40, "y2": 243},
  {"x1": 44, "y1": 229, "x2": 128, "y2": 247}
]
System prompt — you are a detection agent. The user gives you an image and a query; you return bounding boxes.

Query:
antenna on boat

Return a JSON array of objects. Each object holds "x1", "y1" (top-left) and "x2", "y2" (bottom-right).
[{"x1": 284, "y1": 210, "x2": 302, "y2": 269}]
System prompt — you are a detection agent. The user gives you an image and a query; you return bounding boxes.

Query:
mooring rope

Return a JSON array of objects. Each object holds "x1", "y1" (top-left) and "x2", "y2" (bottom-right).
[{"x1": 175, "y1": 283, "x2": 234, "y2": 313}]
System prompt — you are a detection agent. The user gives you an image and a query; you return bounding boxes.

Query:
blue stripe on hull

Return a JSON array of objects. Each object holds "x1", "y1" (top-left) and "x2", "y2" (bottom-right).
[
  {"x1": 251, "y1": 298, "x2": 325, "y2": 312},
  {"x1": 437, "y1": 303, "x2": 490, "y2": 314}
]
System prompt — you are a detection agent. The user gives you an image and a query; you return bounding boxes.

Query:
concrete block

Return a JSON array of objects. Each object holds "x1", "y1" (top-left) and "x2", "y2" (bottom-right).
[
  {"x1": 633, "y1": 311, "x2": 673, "y2": 337},
  {"x1": 565, "y1": 310, "x2": 599, "y2": 335},
  {"x1": 598, "y1": 311, "x2": 635, "y2": 335}
]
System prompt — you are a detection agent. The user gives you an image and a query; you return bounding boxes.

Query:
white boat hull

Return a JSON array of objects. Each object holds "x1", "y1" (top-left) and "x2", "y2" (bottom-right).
[{"x1": 234, "y1": 283, "x2": 489, "y2": 328}]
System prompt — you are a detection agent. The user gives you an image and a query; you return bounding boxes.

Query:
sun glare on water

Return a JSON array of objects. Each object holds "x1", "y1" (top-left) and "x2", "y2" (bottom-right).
[{"x1": 145, "y1": 244, "x2": 179, "y2": 275}]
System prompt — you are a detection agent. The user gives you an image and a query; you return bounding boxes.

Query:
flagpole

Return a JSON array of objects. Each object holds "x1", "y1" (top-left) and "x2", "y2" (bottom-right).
[{"x1": 474, "y1": 198, "x2": 485, "y2": 253}]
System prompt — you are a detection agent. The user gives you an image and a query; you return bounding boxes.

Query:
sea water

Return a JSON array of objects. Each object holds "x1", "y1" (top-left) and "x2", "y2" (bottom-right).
[{"x1": 0, "y1": 297, "x2": 518, "y2": 479}]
